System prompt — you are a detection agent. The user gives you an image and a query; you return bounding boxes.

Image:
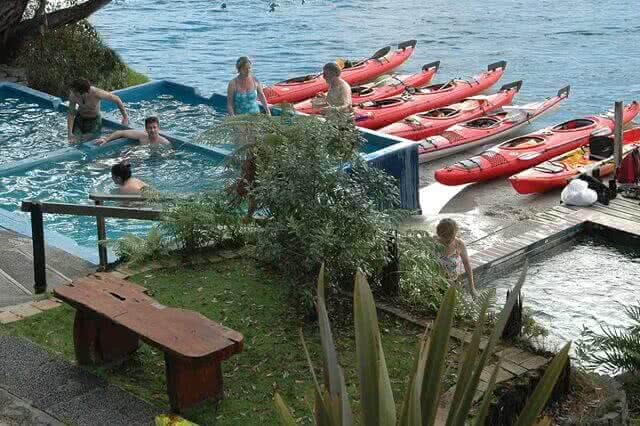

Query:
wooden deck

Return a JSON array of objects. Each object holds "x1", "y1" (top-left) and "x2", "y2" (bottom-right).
[{"x1": 467, "y1": 195, "x2": 640, "y2": 282}]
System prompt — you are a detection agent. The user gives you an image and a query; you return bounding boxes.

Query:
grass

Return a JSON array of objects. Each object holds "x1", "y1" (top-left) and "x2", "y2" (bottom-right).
[
  {"x1": 0, "y1": 259, "x2": 458, "y2": 425},
  {"x1": 125, "y1": 66, "x2": 150, "y2": 88}
]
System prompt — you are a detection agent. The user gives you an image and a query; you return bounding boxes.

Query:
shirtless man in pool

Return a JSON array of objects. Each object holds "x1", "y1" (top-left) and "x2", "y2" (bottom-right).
[
  {"x1": 311, "y1": 62, "x2": 353, "y2": 117},
  {"x1": 67, "y1": 78, "x2": 129, "y2": 143},
  {"x1": 96, "y1": 116, "x2": 170, "y2": 146}
]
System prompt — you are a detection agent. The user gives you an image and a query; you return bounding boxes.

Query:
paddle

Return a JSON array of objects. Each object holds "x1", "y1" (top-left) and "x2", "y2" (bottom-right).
[{"x1": 370, "y1": 45, "x2": 391, "y2": 60}]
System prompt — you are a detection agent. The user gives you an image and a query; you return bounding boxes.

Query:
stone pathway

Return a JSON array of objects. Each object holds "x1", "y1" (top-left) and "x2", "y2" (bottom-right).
[
  {"x1": 0, "y1": 227, "x2": 96, "y2": 310},
  {"x1": 0, "y1": 336, "x2": 159, "y2": 425}
]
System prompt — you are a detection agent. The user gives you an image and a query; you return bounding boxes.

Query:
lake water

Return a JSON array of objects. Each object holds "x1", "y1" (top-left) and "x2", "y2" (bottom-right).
[
  {"x1": 92, "y1": 0, "x2": 640, "y2": 134},
  {"x1": 488, "y1": 236, "x2": 640, "y2": 352}
]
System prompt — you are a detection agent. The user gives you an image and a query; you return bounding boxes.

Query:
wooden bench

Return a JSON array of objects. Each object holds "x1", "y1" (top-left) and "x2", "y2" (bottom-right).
[{"x1": 53, "y1": 273, "x2": 243, "y2": 413}]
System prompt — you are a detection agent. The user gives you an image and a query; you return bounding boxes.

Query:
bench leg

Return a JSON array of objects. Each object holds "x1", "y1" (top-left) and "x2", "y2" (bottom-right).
[
  {"x1": 165, "y1": 354, "x2": 223, "y2": 413},
  {"x1": 73, "y1": 310, "x2": 140, "y2": 364}
]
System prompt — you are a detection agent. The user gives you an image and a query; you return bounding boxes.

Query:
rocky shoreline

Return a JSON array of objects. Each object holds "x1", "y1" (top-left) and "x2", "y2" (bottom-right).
[{"x1": 0, "y1": 63, "x2": 27, "y2": 85}]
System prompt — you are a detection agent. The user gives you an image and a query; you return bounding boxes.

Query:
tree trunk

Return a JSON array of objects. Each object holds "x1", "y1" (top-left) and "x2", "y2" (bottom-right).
[
  {"x1": 0, "y1": 0, "x2": 29, "y2": 41},
  {"x1": 1, "y1": 0, "x2": 112, "y2": 57}
]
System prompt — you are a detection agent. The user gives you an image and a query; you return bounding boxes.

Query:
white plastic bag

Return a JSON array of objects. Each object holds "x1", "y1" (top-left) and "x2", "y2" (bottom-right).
[{"x1": 561, "y1": 179, "x2": 597, "y2": 206}]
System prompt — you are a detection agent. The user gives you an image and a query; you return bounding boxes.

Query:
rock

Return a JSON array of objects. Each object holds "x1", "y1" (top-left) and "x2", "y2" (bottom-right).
[
  {"x1": 0, "y1": 71, "x2": 8, "y2": 78},
  {"x1": 5, "y1": 67, "x2": 26, "y2": 77},
  {"x1": 3, "y1": 76, "x2": 18, "y2": 83}
]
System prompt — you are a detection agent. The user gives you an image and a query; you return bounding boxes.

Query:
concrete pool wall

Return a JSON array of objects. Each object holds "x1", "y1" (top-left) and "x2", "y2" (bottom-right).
[{"x1": 0, "y1": 80, "x2": 421, "y2": 263}]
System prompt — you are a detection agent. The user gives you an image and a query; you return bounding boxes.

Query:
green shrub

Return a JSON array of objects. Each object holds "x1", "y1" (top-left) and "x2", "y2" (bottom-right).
[
  {"x1": 576, "y1": 302, "x2": 640, "y2": 374},
  {"x1": 160, "y1": 191, "x2": 251, "y2": 253},
  {"x1": 198, "y1": 113, "x2": 404, "y2": 307},
  {"x1": 111, "y1": 225, "x2": 166, "y2": 267},
  {"x1": 396, "y1": 230, "x2": 451, "y2": 314},
  {"x1": 16, "y1": 20, "x2": 148, "y2": 97}
]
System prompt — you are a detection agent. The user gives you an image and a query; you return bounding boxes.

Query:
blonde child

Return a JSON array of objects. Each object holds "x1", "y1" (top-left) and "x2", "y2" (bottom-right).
[{"x1": 436, "y1": 218, "x2": 478, "y2": 297}]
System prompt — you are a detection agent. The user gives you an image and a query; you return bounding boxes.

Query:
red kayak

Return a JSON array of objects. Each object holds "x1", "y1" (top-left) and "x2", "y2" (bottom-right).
[
  {"x1": 419, "y1": 86, "x2": 570, "y2": 162},
  {"x1": 509, "y1": 127, "x2": 640, "y2": 194},
  {"x1": 293, "y1": 61, "x2": 440, "y2": 115},
  {"x1": 379, "y1": 80, "x2": 522, "y2": 140},
  {"x1": 434, "y1": 101, "x2": 640, "y2": 186},
  {"x1": 263, "y1": 40, "x2": 417, "y2": 105},
  {"x1": 352, "y1": 61, "x2": 507, "y2": 129}
]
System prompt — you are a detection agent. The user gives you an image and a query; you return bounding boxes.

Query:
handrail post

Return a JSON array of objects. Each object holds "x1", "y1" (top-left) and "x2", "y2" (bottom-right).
[
  {"x1": 614, "y1": 100, "x2": 623, "y2": 171},
  {"x1": 95, "y1": 199, "x2": 108, "y2": 271},
  {"x1": 30, "y1": 201, "x2": 47, "y2": 294}
]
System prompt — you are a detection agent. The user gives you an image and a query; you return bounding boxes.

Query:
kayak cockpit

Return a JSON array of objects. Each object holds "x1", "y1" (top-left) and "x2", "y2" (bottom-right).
[
  {"x1": 465, "y1": 116, "x2": 501, "y2": 128},
  {"x1": 412, "y1": 80, "x2": 456, "y2": 94},
  {"x1": 501, "y1": 136, "x2": 545, "y2": 149},
  {"x1": 552, "y1": 118, "x2": 595, "y2": 132},
  {"x1": 358, "y1": 98, "x2": 405, "y2": 109},
  {"x1": 352, "y1": 86, "x2": 375, "y2": 96},
  {"x1": 418, "y1": 108, "x2": 459, "y2": 119},
  {"x1": 279, "y1": 74, "x2": 320, "y2": 85}
]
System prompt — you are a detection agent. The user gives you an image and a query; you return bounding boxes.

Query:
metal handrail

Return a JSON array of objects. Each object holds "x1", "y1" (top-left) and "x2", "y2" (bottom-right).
[{"x1": 21, "y1": 199, "x2": 163, "y2": 293}]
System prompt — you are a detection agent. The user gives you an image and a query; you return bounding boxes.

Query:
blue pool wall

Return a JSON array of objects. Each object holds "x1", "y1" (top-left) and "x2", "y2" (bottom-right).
[{"x1": 0, "y1": 80, "x2": 420, "y2": 264}]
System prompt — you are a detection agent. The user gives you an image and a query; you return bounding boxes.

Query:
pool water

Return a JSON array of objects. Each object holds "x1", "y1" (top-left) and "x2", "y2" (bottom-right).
[
  {"x1": 0, "y1": 145, "x2": 226, "y2": 248},
  {"x1": 488, "y1": 236, "x2": 640, "y2": 351},
  {"x1": 0, "y1": 97, "x2": 71, "y2": 164},
  {"x1": 123, "y1": 94, "x2": 224, "y2": 142},
  {"x1": 121, "y1": 94, "x2": 388, "y2": 153}
]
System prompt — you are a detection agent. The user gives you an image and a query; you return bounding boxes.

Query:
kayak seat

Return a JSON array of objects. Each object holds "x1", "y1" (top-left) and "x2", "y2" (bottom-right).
[
  {"x1": 534, "y1": 163, "x2": 566, "y2": 174},
  {"x1": 588, "y1": 136, "x2": 614, "y2": 161}
]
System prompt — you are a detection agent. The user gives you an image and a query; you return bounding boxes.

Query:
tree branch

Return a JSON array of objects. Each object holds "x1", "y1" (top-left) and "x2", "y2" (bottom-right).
[
  {"x1": 8, "y1": 0, "x2": 112, "y2": 44},
  {"x1": 0, "y1": 0, "x2": 30, "y2": 37}
]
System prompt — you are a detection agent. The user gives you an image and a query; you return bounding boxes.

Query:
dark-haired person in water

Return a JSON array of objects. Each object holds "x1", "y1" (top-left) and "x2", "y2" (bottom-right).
[
  {"x1": 111, "y1": 162, "x2": 147, "y2": 194},
  {"x1": 96, "y1": 116, "x2": 170, "y2": 146},
  {"x1": 67, "y1": 78, "x2": 129, "y2": 143}
]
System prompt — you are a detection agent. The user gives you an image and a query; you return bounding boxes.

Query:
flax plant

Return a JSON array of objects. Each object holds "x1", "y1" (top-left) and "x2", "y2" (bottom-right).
[{"x1": 275, "y1": 264, "x2": 570, "y2": 425}]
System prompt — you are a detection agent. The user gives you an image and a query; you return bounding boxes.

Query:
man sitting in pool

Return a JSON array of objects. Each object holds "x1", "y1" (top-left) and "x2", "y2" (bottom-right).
[
  {"x1": 111, "y1": 161, "x2": 147, "y2": 194},
  {"x1": 67, "y1": 78, "x2": 129, "y2": 143},
  {"x1": 96, "y1": 116, "x2": 170, "y2": 146}
]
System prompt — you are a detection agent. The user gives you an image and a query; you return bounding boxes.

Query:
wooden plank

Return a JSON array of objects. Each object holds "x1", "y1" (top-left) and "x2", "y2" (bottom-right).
[
  {"x1": 54, "y1": 277, "x2": 243, "y2": 359},
  {"x1": 21, "y1": 201, "x2": 162, "y2": 221},
  {"x1": 587, "y1": 206, "x2": 640, "y2": 223},
  {"x1": 165, "y1": 352, "x2": 223, "y2": 412}
]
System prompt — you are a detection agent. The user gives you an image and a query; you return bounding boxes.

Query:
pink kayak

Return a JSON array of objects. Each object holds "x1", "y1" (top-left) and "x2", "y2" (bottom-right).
[
  {"x1": 419, "y1": 86, "x2": 570, "y2": 162},
  {"x1": 379, "y1": 80, "x2": 522, "y2": 140},
  {"x1": 294, "y1": 61, "x2": 440, "y2": 115}
]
